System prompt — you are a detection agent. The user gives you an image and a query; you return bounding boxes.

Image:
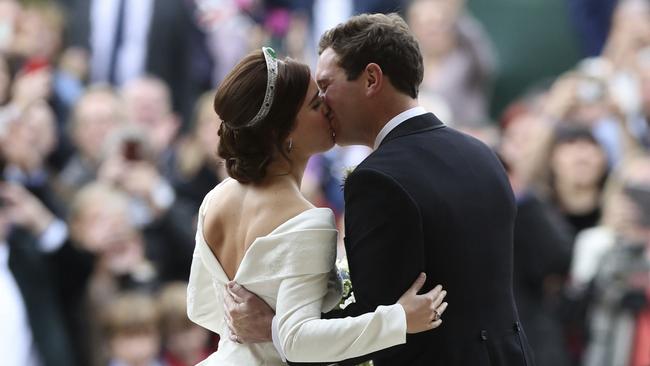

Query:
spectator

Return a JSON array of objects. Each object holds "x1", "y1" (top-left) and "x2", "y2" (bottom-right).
[
  {"x1": 66, "y1": 0, "x2": 209, "y2": 123},
  {"x1": 570, "y1": 154, "x2": 650, "y2": 366},
  {"x1": 101, "y1": 292, "x2": 163, "y2": 366},
  {"x1": 546, "y1": 126, "x2": 609, "y2": 236},
  {"x1": 406, "y1": 0, "x2": 496, "y2": 126},
  {"x1": 0, "y1": 181, "x2": 76, "y2": 366},
  {"x1": 121, "y1": 76, "x2": 181, "y2": 179},
  {"x1": 2, "y1": 101, "x2": 66, "y2": 216},
  {"x1": 172, "y1": 90, "x2": 225, "y2": 211},
  {"x1": 158, "y1": 282, "x2": 213, "y2": 366},
  {"x1": 57, "y1": 85, "x2": 125, "y2": 199}
]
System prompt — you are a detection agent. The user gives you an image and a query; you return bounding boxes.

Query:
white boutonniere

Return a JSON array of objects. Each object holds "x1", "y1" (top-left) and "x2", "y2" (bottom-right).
[
  {"x1": 341, "y1": 165, "x2": 357, "y2": 190},
  {"x1": 335, "y1": 257, "x2": 355, "y2": 309}
]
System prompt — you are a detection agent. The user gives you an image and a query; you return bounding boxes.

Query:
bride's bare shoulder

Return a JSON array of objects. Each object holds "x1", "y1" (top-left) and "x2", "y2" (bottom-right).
[{"x1": 202, "y1": 179, "x2": 314, "y2": 249}]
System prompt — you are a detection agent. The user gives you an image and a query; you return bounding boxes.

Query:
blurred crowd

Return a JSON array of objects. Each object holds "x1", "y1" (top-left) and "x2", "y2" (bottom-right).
[{"x1": 1, "y1": 0, "x2": 650, "y2": 365}]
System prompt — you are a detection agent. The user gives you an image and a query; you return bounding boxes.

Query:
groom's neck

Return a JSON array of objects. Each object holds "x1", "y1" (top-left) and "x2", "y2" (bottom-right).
[{"x1": 367, "y1": 96, "x2": 420, "y2": 145}]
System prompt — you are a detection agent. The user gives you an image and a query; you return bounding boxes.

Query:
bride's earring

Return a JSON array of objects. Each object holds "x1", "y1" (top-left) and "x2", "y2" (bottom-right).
[{"x1": 287, "y1": 138, "x2": 293, "y2": 153}]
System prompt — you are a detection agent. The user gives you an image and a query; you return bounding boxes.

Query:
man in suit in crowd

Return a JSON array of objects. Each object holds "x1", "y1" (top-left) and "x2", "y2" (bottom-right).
[
  {"x1": 224, "y1": 13, "x2": 535, "y2": 365},
  {"x1": 0, "y1": 183, "x2": 76, "y2": 366},
  {"x1": 66, "y1": 0, "x2": 210, "y2": 124}
]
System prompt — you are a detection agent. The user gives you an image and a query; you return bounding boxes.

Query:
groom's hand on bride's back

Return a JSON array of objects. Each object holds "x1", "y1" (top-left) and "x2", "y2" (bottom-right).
[
  {"x1": 397, "y1": 273, "x2": 448, "y2": 333},
  {"x1": 223, "y1": 281, "x2": 274, "y2": 343}
]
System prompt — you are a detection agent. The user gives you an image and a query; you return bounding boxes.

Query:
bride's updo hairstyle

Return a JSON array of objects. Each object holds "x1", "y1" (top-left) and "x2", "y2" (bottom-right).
[{"x1": 214, "y1": 48, "x2": 310, "y2": 184}]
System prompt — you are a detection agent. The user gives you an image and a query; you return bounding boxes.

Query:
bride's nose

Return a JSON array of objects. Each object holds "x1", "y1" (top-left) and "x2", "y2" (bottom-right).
[{"x1": 320, "y1": 101, "x2": 332, "y2": 120}]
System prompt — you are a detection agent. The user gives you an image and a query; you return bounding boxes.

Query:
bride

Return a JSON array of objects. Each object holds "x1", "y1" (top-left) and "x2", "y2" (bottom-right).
[{"x1": 187, "y1": 47, "x2": 448, "y2": 365}]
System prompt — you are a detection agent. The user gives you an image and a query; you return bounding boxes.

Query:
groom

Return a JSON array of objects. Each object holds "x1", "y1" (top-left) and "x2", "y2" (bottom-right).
[{"x1": 224, "y1": 13, "x2": 535, "y2": 366}]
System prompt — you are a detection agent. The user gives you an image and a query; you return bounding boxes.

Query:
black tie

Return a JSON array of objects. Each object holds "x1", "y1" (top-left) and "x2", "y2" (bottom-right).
[{"x1": 108, "y1": 0, "x2": 126, "y2": 85}]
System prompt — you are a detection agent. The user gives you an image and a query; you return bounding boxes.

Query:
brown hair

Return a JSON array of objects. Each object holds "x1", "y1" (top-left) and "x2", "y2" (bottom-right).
[
  {"x1": 101, "y1": 292, "x2": 160, "y2": 338},
  {"x1": 214, "y1": 50, "x2": 310, "y2": 184},
  {"x1": 318, "y1": 13, "x2": 423, "y2": 99},
  {"x1": 158, "y1": 282, "x2": 194, "y2": 334}
]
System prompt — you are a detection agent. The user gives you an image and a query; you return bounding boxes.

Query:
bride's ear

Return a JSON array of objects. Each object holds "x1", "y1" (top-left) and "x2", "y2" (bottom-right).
[{"x1": 364, "y1": 63, "x2": 383, "y2": 97}]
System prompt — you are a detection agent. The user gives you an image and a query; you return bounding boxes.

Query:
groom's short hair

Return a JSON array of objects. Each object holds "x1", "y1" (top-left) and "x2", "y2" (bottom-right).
[{"x1": 318, "y1": 13, "x2": 424, "y2": 99}]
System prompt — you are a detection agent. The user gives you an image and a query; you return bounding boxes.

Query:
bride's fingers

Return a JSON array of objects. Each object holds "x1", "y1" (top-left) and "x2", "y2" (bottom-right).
[
  {"x1": 435, "y1": 302, "x2": 448, "y2": 317},
  {"x1": 423, "y1": 284, "x2": 442, "y2": 298},
  {"x1": 429, "y1": 318, "x2": 443, "y2": 330},
  {"x1": 431, "y1": 289, "x2": 447, "y2": 309}
]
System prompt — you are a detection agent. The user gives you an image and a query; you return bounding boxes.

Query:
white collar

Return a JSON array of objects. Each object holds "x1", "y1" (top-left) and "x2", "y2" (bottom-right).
[{"x1": 373, "y1": 106, "x2": 427, "y2": 150}]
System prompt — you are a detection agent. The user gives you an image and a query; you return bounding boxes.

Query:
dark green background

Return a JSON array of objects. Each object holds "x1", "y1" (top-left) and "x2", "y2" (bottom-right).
[{"x1": 467, "y1": 0, "x2": 582, "y2": 119}]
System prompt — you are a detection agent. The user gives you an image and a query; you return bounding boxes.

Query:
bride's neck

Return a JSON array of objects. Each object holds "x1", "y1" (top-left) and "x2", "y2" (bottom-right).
[{"x1": 263, "y1": 154, "x2": 308, "y2": 188}]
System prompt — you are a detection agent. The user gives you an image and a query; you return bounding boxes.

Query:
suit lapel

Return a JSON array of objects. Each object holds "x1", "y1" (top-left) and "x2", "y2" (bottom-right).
[{"x1": 378, "y1": 113, "x2": 446, "y2": 148}]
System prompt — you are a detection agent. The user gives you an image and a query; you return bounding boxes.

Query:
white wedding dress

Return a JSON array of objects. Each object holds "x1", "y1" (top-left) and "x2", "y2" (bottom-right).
[{"x1": 187, "y1": 183, "x2": 407, "y2": 365}]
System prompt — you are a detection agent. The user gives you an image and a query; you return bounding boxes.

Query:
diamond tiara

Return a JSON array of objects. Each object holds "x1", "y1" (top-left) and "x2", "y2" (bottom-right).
[{"x1": 244, "y1": 47, "x2": 278, "y2": 127}]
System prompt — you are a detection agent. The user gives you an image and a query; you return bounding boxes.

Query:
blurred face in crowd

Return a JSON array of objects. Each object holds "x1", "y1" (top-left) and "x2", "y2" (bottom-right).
[
  {"x1": 195, "y1": 94, "x2": 221, "y2": 159},
  {"x1": 165, "y1": 325, "x2": 210, "y2": 364},
  {"x1": 73, "y1": 89, "x2": 124, "y2": 163},
  {"x1": 611, "y1": 0, "x2": 650, "y2": 51},
  {"x1": 551, "y1": 138, "x2": 607, "y2": 189},
  {"x1": 316, "y1": 48, "x2": 368, "y2": 146},
  {"x1": 73, "y1": 194, "x2": 146, "y2": 274},
  {"x1": 70, "y1": 186, "x2": 131, "y2": 254},
  {"x1": 122, "y1": 78, "x2": 179, "y2": 156},
  {"x1": 407, "y1": 0, "x2": 463, "y2": 56},
  {"x1": 102, "y1": 229, "x2": 145, "y2": 276},
  {"x1": 15, "y1": 4, "x2": 64, "y2": 61},
  {"x1": 500, "y1": 113, "x2": 553, "y2": 186},
  {"x1": 22, "y1": 102, "x2": 57, "y2": 158},
  {"x1": 2, "y1": 103, "x2": 56, "y2": 170},
  {"x1": 110, "y1": 331, "x2": 161, "y2": 366}
]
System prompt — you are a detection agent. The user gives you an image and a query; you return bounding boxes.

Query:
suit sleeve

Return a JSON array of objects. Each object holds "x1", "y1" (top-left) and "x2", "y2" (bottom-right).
[{"x1": 293, "y1": 168, "x2": 427, "y2": 365}]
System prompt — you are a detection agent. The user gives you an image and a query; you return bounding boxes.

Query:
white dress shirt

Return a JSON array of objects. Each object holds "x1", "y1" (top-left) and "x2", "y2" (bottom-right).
[
  {"x1": 373, "y1": 106, "x2": 428, "y2": 149},
  {"x1": 0, "y1": 242, "x2": 41, "y2": 366},
  {"x1": 90, "y1": 0, "x2": 154, "y2": 85}
]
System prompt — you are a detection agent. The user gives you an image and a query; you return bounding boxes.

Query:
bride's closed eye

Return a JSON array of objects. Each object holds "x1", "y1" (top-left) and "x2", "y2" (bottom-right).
[
  {"x1": 311, "y1": 99, "x2": 322, "y2": 110},
  {"x1": 308, "y1": 90, "x2": 322, "y2": 111}
]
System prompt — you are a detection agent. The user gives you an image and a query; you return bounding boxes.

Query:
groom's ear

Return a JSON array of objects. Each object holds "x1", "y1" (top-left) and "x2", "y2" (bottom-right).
[{"x1": 364, "y1": 63, "x2": 383, "y2": 97}]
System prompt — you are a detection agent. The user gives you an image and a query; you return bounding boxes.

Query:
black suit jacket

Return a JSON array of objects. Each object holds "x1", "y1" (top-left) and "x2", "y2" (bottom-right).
[
  {"x1": 8, "y1": 229, "x2": 76, "y2": 366},
  {"x1": 68, "y1": 0, "x2": 208, "y2": 122},
  {"x1": 291, "y1": 113, "x2": 535, "y2": 366}
]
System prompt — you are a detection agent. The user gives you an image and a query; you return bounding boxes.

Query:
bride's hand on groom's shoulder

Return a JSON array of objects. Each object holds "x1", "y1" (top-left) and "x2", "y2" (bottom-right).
[{"x1": 397, "y1": 273, "x2": 448, "y2": 334}]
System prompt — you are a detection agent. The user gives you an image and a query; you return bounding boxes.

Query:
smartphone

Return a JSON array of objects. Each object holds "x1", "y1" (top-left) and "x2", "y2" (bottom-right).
[
  {"x1": 122, "y1": 138, "x2": 143, "y2": 161},
  {"x1": 624, "y1": 184, "x2": 650, "y2": 227}
]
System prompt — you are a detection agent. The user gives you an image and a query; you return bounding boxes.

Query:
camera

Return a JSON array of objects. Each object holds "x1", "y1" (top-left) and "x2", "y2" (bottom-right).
[
  {"x1": 576, "y1": 78, "x2": 606, "y2": 105},
  {"x1": 122, "y1": 138, "x2": 144, "y2": 161},
  {"x1": 623, "y1": 183, "x2": 650, "y2": 228}
]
